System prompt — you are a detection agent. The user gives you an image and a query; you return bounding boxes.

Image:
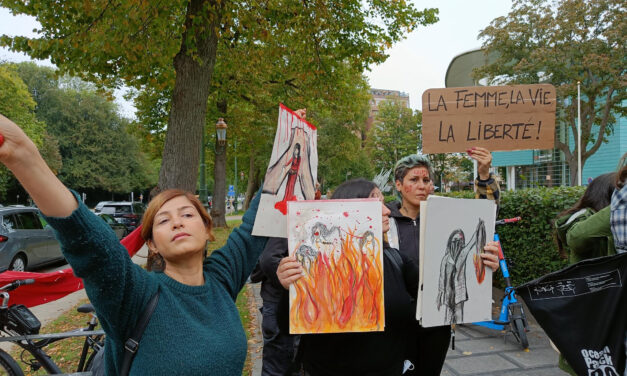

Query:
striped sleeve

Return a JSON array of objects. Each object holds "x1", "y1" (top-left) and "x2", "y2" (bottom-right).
[{"x1": 474, "y1": 173, "x2": 501, "y2": 206}]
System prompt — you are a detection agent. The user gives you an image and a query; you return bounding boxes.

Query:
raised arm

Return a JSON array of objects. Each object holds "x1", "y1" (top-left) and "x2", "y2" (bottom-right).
[
  {"x1": 468, "y1": 147, "x2": 501, "y2": 206},
  {"x1": 0, "y1": 114, "x2": 150, "y2": 341},
  {"x1": 0, "y1": 114, "x2": 76, "y2": 216},
  {"x1": 204, "y1": 190, "x2": 269, "y2": 296}
]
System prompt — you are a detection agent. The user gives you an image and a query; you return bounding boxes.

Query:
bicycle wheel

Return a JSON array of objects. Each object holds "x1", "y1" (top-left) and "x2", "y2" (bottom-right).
[
  {"x1": 512, "y1": 318, "x2": 529, "y2": 349},
  {"x1": 0, "y1": 349, "x2": 24, "y2": 376}
]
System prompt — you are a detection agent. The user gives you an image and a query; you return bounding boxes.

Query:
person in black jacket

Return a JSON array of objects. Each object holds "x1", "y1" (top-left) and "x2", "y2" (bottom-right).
[
  {"x1": 253, "y1": 237, "x2": 301, "y2": 376},
  {"x1": 386, "y1": 149, "x2": 500, "y2": 375},
  {"x1": 276, "y1": 178, "x2": 419, "y2": 375}
]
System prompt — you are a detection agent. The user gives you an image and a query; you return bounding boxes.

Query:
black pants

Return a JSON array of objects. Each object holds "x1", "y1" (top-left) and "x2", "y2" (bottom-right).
[
  {"x1": 405, "y1": 324, "x2": 451, "y2": 376},
  {"x1": 261, "y1": 301, "x2": 300, "y2": 376}
]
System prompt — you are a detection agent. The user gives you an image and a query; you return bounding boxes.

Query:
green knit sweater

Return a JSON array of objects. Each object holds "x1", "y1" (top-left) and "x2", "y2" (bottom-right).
[{"x1": 44, "y1": 192, "x2": 267, "y2": 375}]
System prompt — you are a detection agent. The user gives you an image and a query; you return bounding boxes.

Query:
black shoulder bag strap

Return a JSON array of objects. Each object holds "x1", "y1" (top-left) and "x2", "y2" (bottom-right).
[{"x1": 120, "y1": 287, "x2": 160, "y2": 376}]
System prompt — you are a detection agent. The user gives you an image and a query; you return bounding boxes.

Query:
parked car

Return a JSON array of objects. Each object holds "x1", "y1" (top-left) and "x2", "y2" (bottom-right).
[
  {"x1": 94, "y1": 201, "x2": 115, "y2": 212},
  {"x1": 97, "y1": 202, "x2": 145, "y2": 232},
  {"x1": 0, "y1": 206, "x2": 65, "y2": 272},
  {"x1": 96, "y1": 213, "x2": 127, "y2": 240}
]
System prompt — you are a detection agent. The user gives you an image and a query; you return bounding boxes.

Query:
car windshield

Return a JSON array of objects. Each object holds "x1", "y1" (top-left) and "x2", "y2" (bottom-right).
[{"x1": 104, "y1": 205, "x2": 131, "y2": 215}]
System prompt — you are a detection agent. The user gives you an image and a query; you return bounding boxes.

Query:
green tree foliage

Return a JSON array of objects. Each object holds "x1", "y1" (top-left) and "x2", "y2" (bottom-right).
[
  {"x1": 8, "y1": 62, "x2": 157, "y2": 194},
  {"x1": 0, "y1": 65, "x2": 54, "y2": 198},
  {"x1": 314, "y1": 89, "x2": 373, "y2": 191},
  {"x1": 0, "y1": 0, "x2": 438, "y2": 193},
  {"x1": 429, "y1": 153, "x2": 474, "y2": 191},
  {"x1": 475, "y1": 0, "x2": 626, "y2": 185},
  {"x1": 0, "y1": 65, "x2": 45, "y2": 146},
  {"x1": 366, "y1": 98, "x2": 421, "y2": 173}
]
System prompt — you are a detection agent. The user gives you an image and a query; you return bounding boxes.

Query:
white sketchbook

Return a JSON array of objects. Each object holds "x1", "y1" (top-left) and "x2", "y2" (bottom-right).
[
  {"x1": 417, "y1": 196, "x2": 496, "y2": 327},
  {"x1": 252, "y1": 104, "x2": 318, "y2": 238}
]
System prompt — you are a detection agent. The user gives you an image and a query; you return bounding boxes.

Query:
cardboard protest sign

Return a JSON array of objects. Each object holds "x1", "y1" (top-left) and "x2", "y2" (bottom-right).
[
  {"x1": 287, "y1": 199, "x2": 385, "y2": 334},
  {"x1": 252, "y1": 104, "x2": 318, "y2": 238},
  {"x1": 422, "y1": 84, "x2": 556, "y2": 153}
]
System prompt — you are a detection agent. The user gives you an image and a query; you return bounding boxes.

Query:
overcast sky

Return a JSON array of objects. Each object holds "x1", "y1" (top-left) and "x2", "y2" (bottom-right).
[{"x1": 0, "y1": 1, "x2": 513, "y2": 114}]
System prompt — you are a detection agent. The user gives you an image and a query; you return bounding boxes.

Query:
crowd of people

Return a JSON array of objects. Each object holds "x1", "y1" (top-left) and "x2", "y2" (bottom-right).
[{"x1": 0, "y1": 110, "x2": 625, "y2": 375}]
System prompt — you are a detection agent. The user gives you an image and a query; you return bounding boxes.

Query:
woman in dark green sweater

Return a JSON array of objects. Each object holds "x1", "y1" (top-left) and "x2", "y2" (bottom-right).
[{"x1": 0, "y1": 113, "x2": 268, "y2": 375}]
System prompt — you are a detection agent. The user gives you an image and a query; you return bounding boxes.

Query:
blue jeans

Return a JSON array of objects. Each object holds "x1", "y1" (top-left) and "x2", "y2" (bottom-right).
[{"x1": 261, "y1": 301, "x2": 300, "y2": 376}]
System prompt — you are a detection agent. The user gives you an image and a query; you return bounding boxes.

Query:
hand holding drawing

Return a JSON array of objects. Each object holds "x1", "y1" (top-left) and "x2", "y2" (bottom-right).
[
  {"x1": 467, "y1": 147, "x2": 492, "y2": 180},
  {"x1": 481, "y1": 241, "x2": 500, "y2": 271},
  {"x1": 294, "y1": 108, "x2": 306, "y2": 119},
  {"x1": 277, "y1": 255, "x2": 303, "y2": 289}
]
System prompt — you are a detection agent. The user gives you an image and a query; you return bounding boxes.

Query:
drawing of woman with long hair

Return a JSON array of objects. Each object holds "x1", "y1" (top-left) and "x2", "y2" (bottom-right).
[
  {"x1": 262, "y1": 122, "x2": 316, "y2": 215},
  {"x1": 273, "y1": 143, "x2": 301, "y2": 214}
]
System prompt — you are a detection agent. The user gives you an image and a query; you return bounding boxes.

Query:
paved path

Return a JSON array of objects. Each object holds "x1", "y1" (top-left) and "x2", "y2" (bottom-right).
[{"x1": 247, "y1": 283, "x2": 567, "y2": 376}]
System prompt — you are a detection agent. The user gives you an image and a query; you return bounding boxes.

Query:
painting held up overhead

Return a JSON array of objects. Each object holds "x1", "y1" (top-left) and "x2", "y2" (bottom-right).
[
  {"x1": 287, "y1": 199, "x2": 384, "y2": 334},
  {"x1": 417, "y1": 196, "x2": 497, "y2": 327},
  {"x1": 252, "y1": 104, "x2": 318, "y2": 238}
]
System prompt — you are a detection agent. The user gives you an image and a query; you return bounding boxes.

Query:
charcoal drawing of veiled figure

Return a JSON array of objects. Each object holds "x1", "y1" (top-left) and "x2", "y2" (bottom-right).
[{"x1": 436, "y1": 219, "x2": 487, "y2": 324}]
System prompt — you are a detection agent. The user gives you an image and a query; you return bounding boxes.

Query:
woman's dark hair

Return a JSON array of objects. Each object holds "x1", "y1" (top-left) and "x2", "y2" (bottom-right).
[
  {"x1": 555, "y1": 172, "x2": 614, "y2": 258},
  {"x1": 331, "y1": 178, "x2": 377, "y2": 200},
  {"x1": 559, "y1": 172, "x2": 614, "y2": 217},
  {"x1": 617, "y1": 166, "x2": 627, "y2": 189},
  {"x1": 616, "y1": 151, "x2": 627, "y2": 189}
]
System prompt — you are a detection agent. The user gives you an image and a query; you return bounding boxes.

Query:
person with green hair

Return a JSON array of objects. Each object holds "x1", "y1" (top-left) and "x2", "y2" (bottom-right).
[{"x1": 385, "y1": 147, "x2": 501, "y2": 375}]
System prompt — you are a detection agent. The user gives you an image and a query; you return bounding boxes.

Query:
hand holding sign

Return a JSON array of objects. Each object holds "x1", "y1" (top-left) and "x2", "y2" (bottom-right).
[
  {"x1": 467, "y1": 147, "x2": 492, "y2": 180},
  {"x1": 422, "y1": 84, "x2": 556, "y2": 154}
]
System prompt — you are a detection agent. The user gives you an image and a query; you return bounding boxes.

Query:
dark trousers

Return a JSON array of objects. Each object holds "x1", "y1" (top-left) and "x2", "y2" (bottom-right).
[
  {"x1": 405, "y1": 324, "x2": 451, "y2": 375},
  {"x1": 261, "y1": 301, "x2": 300, "y2": 376}
]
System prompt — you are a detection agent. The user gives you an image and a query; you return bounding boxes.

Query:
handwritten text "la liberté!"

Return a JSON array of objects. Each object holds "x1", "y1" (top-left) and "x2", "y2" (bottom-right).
[{"x1": 438, "y1": 120, "x2": 545, "y2": 143}]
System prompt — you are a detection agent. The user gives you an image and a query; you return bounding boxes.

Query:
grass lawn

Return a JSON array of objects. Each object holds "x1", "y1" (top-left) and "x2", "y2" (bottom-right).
[{"x1": 8, "y1": 219, "x2": 257, "y2": 375}]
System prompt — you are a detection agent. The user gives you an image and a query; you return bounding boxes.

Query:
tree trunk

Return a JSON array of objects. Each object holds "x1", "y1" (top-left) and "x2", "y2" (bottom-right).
[
  {"x1": 244, "y1": 152, "x2": 260, "y2": 210},
  {"x1": 568, "y1": 154, "x2": 578, "y2": 187},
  {"x1": 157, "y1": 0, "x2": 222, "y2": 191},
  {"x1": 210, "y1": 142, "x2": 228, "y2": 227}
]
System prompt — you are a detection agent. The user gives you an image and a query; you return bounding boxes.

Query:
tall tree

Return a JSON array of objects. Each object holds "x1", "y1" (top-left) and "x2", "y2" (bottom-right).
[
  {"x1": 475, "y1": 0, "x2": 626, "y2": 185},
  {"x1": 1, "y1": 0, "x2": 438, "y2": 193},
  {"x1": 366, "y1": 98, "x2": 421, "y2": 173}
]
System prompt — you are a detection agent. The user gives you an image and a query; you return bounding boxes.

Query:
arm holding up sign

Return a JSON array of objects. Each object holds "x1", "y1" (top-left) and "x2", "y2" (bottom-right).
[{"x1": 469, "y1": 147, "x2": 501, "y2": 207}]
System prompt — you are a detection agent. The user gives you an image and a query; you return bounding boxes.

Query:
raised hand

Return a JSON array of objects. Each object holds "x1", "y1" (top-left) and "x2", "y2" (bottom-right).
[
  {"x1": 0, "y1": 114, "x2": 39, "y2": 168},
  {"x1": 467, "y1": 147, "x2": 493, "y2": 180},
  {"x1": 294, "y1": 108, "x2": 306, "y2": 119},
  {"x1": 0, "y1": 114, "x2": 76, "y2": 216}
]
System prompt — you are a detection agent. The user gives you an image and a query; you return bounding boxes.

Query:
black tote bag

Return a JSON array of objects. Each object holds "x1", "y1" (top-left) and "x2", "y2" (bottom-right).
[{"x1": 516, "y1": 252, "x2": 627, "y2": 376}]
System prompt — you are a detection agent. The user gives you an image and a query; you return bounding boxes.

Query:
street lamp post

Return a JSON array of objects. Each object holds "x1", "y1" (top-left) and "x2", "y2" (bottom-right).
[
  {"x1": 199, "y1": 128, "x2": 208, "y2": 207},
  {"x1": 210, "y1": 118, "x2": 228, "y2": 227},
  {"x1": 233, "y1": 140, "x2": 237, "y2": 211}
]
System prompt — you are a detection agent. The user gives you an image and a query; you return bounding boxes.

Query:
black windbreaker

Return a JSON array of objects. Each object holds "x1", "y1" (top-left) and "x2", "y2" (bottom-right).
[{"x1": 386, "y1": 200, "x2": 421, "y2": 268}]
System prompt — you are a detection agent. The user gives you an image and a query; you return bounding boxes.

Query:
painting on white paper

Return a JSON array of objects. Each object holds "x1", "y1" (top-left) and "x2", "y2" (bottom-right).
[
  {"x1": 418, "y1": 196, "x2": 496, "y2": 327},
  {"x1": 287, "y1": 199, "x2": 384, "y2": 334},
  {"x1": 252, "y1": 103, "x2": 318, "y2": 238}
]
